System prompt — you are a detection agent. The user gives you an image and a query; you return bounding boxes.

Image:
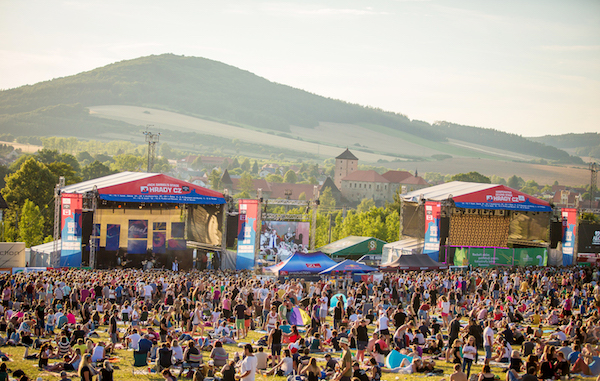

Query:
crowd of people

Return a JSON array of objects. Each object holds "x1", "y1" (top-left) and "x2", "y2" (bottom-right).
[{"x1": 0, "y1": 265, "x2": 598, "y2": 381}]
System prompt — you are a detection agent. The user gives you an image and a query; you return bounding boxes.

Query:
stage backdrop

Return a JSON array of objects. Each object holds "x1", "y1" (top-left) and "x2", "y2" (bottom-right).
[{"x1": 95, "y1": 208, "x2": 183, "y2": 254}]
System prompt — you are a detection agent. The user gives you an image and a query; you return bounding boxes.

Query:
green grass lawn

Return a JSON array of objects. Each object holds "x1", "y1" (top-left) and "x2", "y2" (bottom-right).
[{"x1": 0, "y1": 318, "x2": 570, "y2": 381}]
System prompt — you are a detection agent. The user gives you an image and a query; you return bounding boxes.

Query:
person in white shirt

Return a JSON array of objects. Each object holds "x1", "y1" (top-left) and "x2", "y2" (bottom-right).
[
  {"x1": 483, "y1": 319, "x2": 495, "y2": 366},
  {"x1": 378, "y1": 309, "x2": 390, "y2": 343},
  {"x1": 462, "y1": 336, "x2": 477, "y2": 379},
  {"x1": 319, "y1": 296, "x2": 328, "y2": 323},
  {"x1": 237, "y1": 344, "x2": 257, "y2": 381},
  {"x1": 214, "y1": 322, "x2": 231, "y2": 337},
  {"x1": 126, "y1": 329, "x2": 141, "y2": 350},
  {"x1": 211, "y1": 310, "x2": 221, "y2": 326},
  {"x1": 143, "y1": 284, "x2": 153, "y2": 302}
]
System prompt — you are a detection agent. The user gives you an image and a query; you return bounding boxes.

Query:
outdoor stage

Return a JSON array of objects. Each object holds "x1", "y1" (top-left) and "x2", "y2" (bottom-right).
[
  {"x1": 392, "y1": 181, "x2": 559, "y2": 267},
  {"x1": 57, "y1": 172, "x2": 226, "y2": 270}
]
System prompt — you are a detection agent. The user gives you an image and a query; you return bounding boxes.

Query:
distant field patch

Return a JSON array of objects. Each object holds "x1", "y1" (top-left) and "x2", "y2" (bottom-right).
[{"x1": 88, "y1": 105, "x2": 400, "y2": 163}]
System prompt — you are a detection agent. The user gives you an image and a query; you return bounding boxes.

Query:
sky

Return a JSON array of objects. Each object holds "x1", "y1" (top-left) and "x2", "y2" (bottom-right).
[{"x1": 0, "y1": 0, "x2": 599, "y2": 137}]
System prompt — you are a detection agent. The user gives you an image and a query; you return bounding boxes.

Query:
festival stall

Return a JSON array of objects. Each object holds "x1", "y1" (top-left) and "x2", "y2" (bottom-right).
[
  {"x1": 382, "y1": 238, "x2": 424, "y2": 264},
  {"x1": 379, "y1": 253, "x2": 449, "y2": 271},
  {"x1": 319, "y1": 236, "x2": 386, "y2": 260},
  {"x1": 319, "y1": 259, "x2": 377, "y2": 274},
  {"x1": 264, "y1": 251, "x2": 338, "y2": 278}
]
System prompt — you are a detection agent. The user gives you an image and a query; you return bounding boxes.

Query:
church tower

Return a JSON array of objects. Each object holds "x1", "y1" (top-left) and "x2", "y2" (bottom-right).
[{"x1": 334, "y1": 148, "x2": 358, "y2": 189}]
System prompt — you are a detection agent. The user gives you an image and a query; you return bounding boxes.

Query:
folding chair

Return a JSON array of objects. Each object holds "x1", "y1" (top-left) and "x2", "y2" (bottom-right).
[{"x1": 132, "y1": 351, "x2": 149, "y2": 376}]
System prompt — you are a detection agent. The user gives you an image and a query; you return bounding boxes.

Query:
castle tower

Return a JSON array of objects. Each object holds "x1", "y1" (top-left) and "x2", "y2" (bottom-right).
[{"x1": 334, "y1": 148, "x2": 358, "y2": 189}]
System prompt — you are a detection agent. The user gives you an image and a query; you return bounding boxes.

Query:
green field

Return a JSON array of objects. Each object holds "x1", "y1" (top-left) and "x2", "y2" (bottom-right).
[{"x1": 0, "y1": 315, "x2": 554, "y2": 381}]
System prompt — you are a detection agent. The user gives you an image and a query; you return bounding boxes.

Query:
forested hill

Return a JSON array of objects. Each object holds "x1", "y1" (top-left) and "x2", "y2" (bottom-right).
[
  {"x1": 530, "y1": 133, "x2": 600, "y2": 159},
  {"x1": 530, "y1": 133, "x2": 600, "y2": 149},
  {"x1": 0, "y1": 54, "x2": 583, "y2": 164},
  {"x1": 0, "y1": 54, "x2": 444, "y2": 140},
  {"x1": 435, "y1": 122, "x2": 584, "y2": 164}
]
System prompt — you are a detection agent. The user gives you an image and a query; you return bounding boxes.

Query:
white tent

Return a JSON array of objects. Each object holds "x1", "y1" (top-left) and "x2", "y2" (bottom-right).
[
  {"x1": 382, "y1": 238, "x2": 424, "y2": 265},
  {"x1": 29, "y1": 240, "x2": 61, "y2": 268}
]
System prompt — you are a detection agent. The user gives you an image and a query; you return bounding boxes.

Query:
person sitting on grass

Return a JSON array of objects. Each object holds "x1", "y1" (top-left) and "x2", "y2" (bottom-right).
[
  {"x1": 450, "y1": 363, "x2": 468, "y2": 381},
  {"x1": 78, "y1": 354, "x2": 95, "y2": 381},
  {"x1": 323, "y1": 353, "x2": 338, "y2": 378},
  {"x1": 0, "y1": 363, "x2": 8, "y2": 381},
  {"x1": 99, "y1": 360, "x2": 113, "y2": 381},
  {"x1": 45, "y1": 348, "x2": 82, "y2": 373},
  {"x1": 221, "y1": 360, "x2": 236, "y2": 381},
  {"x1": 162, "y1": 369, "x2": 177, "y2": 381},
  {"x1": 263, "y1": 349, "x2": 294, "y2": 376},
  {"x1": 309, "y1": 333, "x2": 324, "y2": 353},
  {"x1": 478, "y1": 365, "x2": 496, "y2": 381}
]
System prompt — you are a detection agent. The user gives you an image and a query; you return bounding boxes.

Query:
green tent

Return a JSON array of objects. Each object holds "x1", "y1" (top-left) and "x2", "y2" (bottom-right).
[{"x1": 319, "y1": 236, "x2": 387, "y2": 259}]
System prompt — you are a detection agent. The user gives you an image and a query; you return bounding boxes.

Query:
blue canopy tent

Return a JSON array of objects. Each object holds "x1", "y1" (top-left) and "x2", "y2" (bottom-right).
[
  {"x1": 264, "y1": 251, "x2": 338, "y2": 276},
  {"x1": 319, "y1": 259, "x2": 377, "y2": 275}
]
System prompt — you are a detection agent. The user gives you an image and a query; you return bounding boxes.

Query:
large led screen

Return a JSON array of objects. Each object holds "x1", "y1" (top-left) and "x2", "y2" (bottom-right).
[{"x1": 260, "y1": 221, "x2": 309, "y2": 260}]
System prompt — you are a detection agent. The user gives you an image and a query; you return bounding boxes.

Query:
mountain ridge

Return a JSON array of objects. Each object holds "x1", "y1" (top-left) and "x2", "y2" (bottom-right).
[{"x1": 0, "y1": 53, "x2": 583, "y2": 164}]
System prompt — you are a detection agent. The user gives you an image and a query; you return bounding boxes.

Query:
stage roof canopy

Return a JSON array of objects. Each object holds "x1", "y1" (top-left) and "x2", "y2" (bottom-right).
[
  {"x1": 61, "y1": 172, "x2": 225, "y2": 205},
  {"x1": 402, "y1": 181, "x2": 551, "y2": 212},
  {"x1": 319, "y1": 236, "x2": 387, "y2": 258}
]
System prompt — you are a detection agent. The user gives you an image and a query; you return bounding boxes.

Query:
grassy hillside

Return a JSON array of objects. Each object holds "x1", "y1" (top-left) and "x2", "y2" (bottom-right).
[
  {"x1": 0, "y1": 53, "x2": 583, "y2": 163},
  {"x1": 0, "y1": 54, "x2": 444, "y2": 140}
]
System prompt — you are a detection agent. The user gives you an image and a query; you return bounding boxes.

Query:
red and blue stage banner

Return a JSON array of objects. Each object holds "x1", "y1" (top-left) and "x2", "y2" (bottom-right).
[
  {"x1": 60, "y1": 193, "x2": 83, "y2": 267},
  {"x1": 106, "y1": 224, "x2": 120, "y2": 251},
  {"x1": 453, "y1": 185, "x2": 551, "y2": 212},
  {"x1": 128, "y1": 220, "x2": 148, "y2": 239},
  {"x1": 167, "y1": 239, "x2": 186, "y2": 250},
  {"x1": 171, "y1": 222, "x2": 185, "y2": 238},
  {"x1": 562, "y1": 208, "x2": 577, "y2": 265},
  {"x1": 423, "y1": 201, "x2": 441, "y2": 261},
  {"x1": 153, "y1": 232, "x2": 166, "y2": 254},
  {"x1": 237, "y1": 199, "x2": 259, "y2": 270},
  {"x1": 97, "y1": 174, "x2": 225, "y2": 205}
]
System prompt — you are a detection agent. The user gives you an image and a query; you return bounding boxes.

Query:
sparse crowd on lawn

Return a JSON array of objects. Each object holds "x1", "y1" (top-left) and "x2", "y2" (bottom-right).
[{"x1": 0, "y1": 265, "x2": 599, "y2": 381}]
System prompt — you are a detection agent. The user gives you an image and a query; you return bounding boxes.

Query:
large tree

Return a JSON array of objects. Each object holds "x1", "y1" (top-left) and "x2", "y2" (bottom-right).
[
  {"x1": 2, "y1": 158, "x2": 57, "y2": 237},
  {"x1": 36, "y1": 149, "x2": 81, "y2": 173},
  {"x1": 47, "y1": 162, "x2": 81, "y2": 185},
  {"x1": 2, "y1": 158, "x2": 56, "y2": 211},
  {"x1": 82, "y1": 160, "x2": 114, "y2": 181},
  {"x1": 111, "y1": 154, "x2": 145, "y2": 172},
  {"x1": 507, "y1": 175, "x2": 525, "y2": 190},
  {"x1": 319, "y1": 187, "x2": 336, "y2": 212},
  {"x1": 451, "y1": 171, "x2": 491, "y2": 184},
  {"x1": 238, "y1": 172, "x2": 254, "y2": 195},
  {"x1": 266, "y1": 174, "x2": 283, "y2": 183},
  {"x1": 208, "y1": 169, "x2": 222, "y2": 190},
  {"x1": 283, "y1": 170, "x2": 297, "y2": 184},
  {"x1": 18, "y1": 199, "x2": 45, "y2": 247}
]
